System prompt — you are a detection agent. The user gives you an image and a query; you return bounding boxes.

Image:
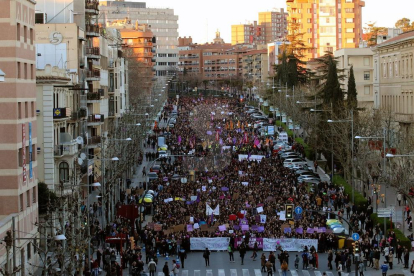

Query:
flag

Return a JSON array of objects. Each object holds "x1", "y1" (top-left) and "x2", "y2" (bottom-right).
[{"x1": 178, "y1": 136, "x2": 182, "y2": 144}]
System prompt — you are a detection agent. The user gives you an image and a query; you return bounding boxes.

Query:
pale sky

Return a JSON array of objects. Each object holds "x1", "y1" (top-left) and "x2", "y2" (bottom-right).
[{"x1": 141, "y1": 0, "x2": 409, "y2": 44}]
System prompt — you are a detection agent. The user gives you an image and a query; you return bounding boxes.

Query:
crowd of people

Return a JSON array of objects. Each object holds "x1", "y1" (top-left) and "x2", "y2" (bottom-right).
[{"x1": 83, "y1": 96, "x2": 414, "y2": 276}]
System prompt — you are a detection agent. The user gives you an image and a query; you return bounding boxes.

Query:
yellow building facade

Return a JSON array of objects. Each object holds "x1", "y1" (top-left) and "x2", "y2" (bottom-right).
[{"x1": 286, "y1": 0, "x2": 365, "y2": 60}]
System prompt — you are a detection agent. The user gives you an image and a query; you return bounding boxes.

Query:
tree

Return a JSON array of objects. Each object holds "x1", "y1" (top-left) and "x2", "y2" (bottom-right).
[
  {"x1": 38, "y1": 182, "x2": 57, "y2": 214},
  {"x1": 363, "y1": 22, "x2": 386, "y2": 47},
  {"x1": 323, "y1": 56, "x2": 344, "y2": 110},
  {"x1": 395, "y1": 17, "x2": 414, "y2": 32},
  {"x1": 276, "y1": 50, "x2": 289, "y2": 86},
  {"x1": 347, "y1": 66, "x2": 357, "y2": 110}
]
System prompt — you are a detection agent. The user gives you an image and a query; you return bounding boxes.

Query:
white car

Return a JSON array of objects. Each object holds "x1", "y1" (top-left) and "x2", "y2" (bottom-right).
[
  {"x1": 283, "y1": 158, "x2": 307, "y2": 167},
  {"x1": 158, "y1": 150, "x2": 168, "y2": 158}
]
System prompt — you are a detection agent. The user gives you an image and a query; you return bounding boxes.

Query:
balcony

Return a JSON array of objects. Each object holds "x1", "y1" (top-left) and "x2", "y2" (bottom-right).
[
  {"x1": 395, "y1": 113, "x2": 414, "y2": 123},
  {"x1": 87, "y1": 114, "x2": 104, "y2": 125},
  {"x1": 85, "y1": 0, "x2": 99, "y2": 14},
  {"x1": 53, "y1": 107, "x2": 71, "y2": 120},
  {"x1": 86, "y1": 47, "x2": 100, "y2": 59},
  {"x1": 85, "y1": 69, "x2": 100, "y2": 81},
  {"x1": 132, "y1": 52, "x2": 153, "y2": 58},
  {"x1": 87, "y1": 136, "x2": 101, "y2": 147},
  {"x1": 54, "y1": 141, "x2": 78, "y2": 158},
  {"x1": 134, "y1": 42, "x2": 153, "y2": 47},
  {"x1": 87, "y1": 90, "x2": 103, "y2": 102},
  {"x1": 85, "y1": 24, "x2": 100, "y2": 37},
  {"x1": 108, "y1": 59, "x2": 115, "y2": 69}
]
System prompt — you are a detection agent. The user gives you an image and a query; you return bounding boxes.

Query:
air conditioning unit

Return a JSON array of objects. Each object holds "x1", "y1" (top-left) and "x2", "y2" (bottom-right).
[
  {"x1": 35, "y1": 12, "x2": 47, "y2": 24},
  {"x1": 37, "y1": 147, "x2": 41, "y2": 153},
  {"x1": 36, "y1": 110, "x2": 41, "y2": 116}
]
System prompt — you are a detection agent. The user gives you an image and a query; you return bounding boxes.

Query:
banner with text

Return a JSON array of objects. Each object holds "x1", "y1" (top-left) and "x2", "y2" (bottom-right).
[
  {"x1": 190, "y1": 237, "x2": 230, "y2": 251},
  {"x1": 234, "y1": 237, "x2": 263, "y2": 249},
  {"x1": 263, "y1": 238, "x2": 318, "y2": 252}
]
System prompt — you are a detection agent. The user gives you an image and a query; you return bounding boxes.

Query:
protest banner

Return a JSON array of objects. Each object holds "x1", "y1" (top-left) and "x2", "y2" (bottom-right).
[
  {"x1": 263, "y1": 238, "x2": 318, "y2": 252},
  {"x1": 190, "y1": 237, "x2": 230, "y2": 251}
]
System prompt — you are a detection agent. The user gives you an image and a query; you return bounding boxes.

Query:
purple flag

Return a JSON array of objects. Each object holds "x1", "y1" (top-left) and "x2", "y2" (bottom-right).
[
  {"x1": 296, "y1": 228, "x2": 303, "y2": 234},
  {"x1": 284, "y1": 228, "x2": 291, "y2": 234},
  {"x1": 257, "y1": 226, "x2": 265, "y2": 233},
  {"x1": 307, "y1": 228, "x2": 314, "y2": 234},
  {"x1": 178, "y1": 136, "x2": 182, "y2": 144},
  {"x1": 241, "y1": 225, "x2": 249, "y2": 231}
]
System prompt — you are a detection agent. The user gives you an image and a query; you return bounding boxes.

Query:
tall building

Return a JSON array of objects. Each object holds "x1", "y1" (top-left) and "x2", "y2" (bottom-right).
[
  {"x1": 231, "y1": 21, "x2": 266, "y2": 45},
  {"x1": 0, "y1": 0, "x2": 40, "y2": 273},
  {"x1": 286, "y1": 0, "x2": 365, "y2": 60},
  {"x1": 99, "y1": 1, "x2": 179, "y2": 78},
  {"x1": 258, "y1": 9, "x2": 289, "y2": 42}
]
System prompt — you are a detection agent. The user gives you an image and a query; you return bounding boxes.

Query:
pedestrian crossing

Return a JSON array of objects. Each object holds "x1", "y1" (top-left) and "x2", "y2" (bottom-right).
[{"x1": 158, "y1": 269, "x2": 338, "y2": 276}]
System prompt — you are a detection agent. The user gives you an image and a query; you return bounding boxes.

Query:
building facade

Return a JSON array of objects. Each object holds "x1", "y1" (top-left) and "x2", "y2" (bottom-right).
[
  {"x1": 373, "y1": 31, "x2": 414, "y2": 131},
  {"x1": 335, "y1": 48, "x2": 374, "y2": 107},
  {"x1": 258, "y1": 9, "x2": 289, "y2": 43},
  {"x1": 99, "y1": 0, "x2": 179, "y2": 78},
  {"x1": 231, "y1": 21, "x2": 266, "y2": 45},
  {"x1": 0, "y1": 0, "x2": 40, "y2": 274},
  {"x1": 286, "y1": 0, "x2": 365, "y2": 60},
  {"x1": 242, "y1": 49, "x2": 269, "y2": 89}
]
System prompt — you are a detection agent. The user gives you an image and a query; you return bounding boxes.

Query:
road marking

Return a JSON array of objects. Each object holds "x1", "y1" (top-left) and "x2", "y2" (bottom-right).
[
  {"x1": 194, "y1": 270, "x2": 200, "y2": 276},
  {"x1": 230, "y1": 269, "x2": 237, "y2": 276},
  {"x1": 325, "y1": 272, "x2": 335, "y2": 276},
  {"x1": 254, "y1": 269, "x2": 262, "y2": 276},
  {"x1": 218, "y1": 269, "x2": 225, "y2": 276},
  {"x1": 314, "y1": 271, "x2": 322, "y2": 276},
  {"x1": 206, "y1": 270, "x2": 213, "y2": 276},
  {"x1": 182, "y1": 270, "x2": 188, "y2": 276},
  {"x1": 302, "y1": 270, "x2": 311, "y2": 276},
  {"x1": 242, "y1": 269, "x2": 250, "y2": 276},
  {"x1": 290, "y1": 270, "x2": 299, "y2": 276}
]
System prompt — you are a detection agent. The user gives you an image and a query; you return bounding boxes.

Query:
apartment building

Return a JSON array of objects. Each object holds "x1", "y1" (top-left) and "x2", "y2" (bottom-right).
[
  {"x1": 258, "y1": 9, "x2": 289, "y2": 42},
  {"x1": 99, "y1": 0, "x2": 179, "y2": 78},
  {"x1": 242, "y1": 49, "x2": 269, "y2": 88},
  {"x1": 335, "y1": 48, "x2": 374, "y2": 107},
  {"x1": 373, "y1": 30, "x2": 414, "y2": 131},
  {"x1": 231, "y1": 21, "x2": 266, "y2": 45},
  {"x1": 0, "y1": 0, "x2": 40, "y2": 274},
  {"x1": 286, "y1": 0, "x2": 365, "y2": 60}
]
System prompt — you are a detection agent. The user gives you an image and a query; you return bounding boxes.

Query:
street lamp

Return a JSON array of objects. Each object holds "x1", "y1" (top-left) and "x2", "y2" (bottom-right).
[{"x1": 327, "y1": 110, "x2": 354, "y2": 202}]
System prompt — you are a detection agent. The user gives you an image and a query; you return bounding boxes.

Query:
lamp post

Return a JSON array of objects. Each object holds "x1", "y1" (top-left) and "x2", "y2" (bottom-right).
[
  {"x1": 311, "y1": 108, "x2": 333, "y2": 178},
  {"x1": 355, "y1": 128, "x2": 387, "y2": 211},
  {"x1": 327, "y1": 110, "x2": 354, "y2": 202}
]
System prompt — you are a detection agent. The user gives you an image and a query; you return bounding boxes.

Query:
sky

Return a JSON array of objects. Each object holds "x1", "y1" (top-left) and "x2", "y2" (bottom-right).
[{"x1": 140, "y1": 0, "x2": 408, "y2": 44}]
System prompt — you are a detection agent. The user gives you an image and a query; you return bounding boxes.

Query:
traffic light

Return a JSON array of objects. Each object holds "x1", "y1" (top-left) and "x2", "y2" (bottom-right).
[
  {"x1": 285, "y1": 204, "x2": 294, "y2": 220},
  {"x1": 353, "y1": 241, "x2": 360, "y2": 255}
]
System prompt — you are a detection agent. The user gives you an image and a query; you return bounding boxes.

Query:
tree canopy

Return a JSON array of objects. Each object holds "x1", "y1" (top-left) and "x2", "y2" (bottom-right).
[{"x1": 395, "y1": 17, "x2": 414, "y2": 32}]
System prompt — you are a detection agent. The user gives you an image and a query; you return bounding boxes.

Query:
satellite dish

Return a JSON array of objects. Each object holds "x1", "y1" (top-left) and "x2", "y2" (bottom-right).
[
  {"x1": 77, "y1": 158, "x2": 83, "y2": 165},
  {"x1": 80, "y1": 153, "x2": 87, "y2": 160},
  {"x1": 76, "y1": 136, "x2": 84, "y2": 144}
]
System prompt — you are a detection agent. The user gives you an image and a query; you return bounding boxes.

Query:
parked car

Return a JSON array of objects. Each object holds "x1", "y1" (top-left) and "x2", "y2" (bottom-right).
[
  {"x1": 158, "y1": 150, "x2": 168, "y2": 158},
  {"x1": 283, "y1": 158, "x2": 307, "y2": 167},
  {"x1": 252, "y1": 114, "x2": 268, "y2": 120},
  {"x1": 148, "y1": 172, "x2": 158, "y2": 181},
  {"x1": 280, "y1": 152, "x2": 301, "y2": 159},
  {"x1": 298, "y1": 175, "x2": 321, "y2": 182},
  {"x1": 150, "y1": 165, "x2": 161, "y2": 173}
]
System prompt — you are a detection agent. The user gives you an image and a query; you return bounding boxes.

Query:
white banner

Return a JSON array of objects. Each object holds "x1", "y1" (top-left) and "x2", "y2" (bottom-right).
[
  {"x1": 190, "y1": 237, "x2": 230, "y2": 251},
  {"x1": 263, "y1": 238, "x2": 318, "y2": 252},
  {"x1": 238, "y1": 155, "x2": 265, "y2": 162},
  {"x1": 206, "y1": 204, "x2": 220, "y2": 215}
]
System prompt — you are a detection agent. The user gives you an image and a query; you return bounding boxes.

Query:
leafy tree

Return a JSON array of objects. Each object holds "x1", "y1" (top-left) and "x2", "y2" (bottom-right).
[
  {"x1": 363, "y1": 22, "x2": 387, "y2": 47},
  {"x1": 323, "y1": 56, "x2": 344, "y2": 110},
  {"x1": 395, "y1": 17, "x2": 414, "y2": 32},
  {"x1": 38, "y1": 182, "x2": 58, "y2": 214},
  {"x1": 276, "y1": 50, "x2": 289, "y2": 86},
  {"x1": 347, "y1": 66, "x2": 358, "y2": 110}
]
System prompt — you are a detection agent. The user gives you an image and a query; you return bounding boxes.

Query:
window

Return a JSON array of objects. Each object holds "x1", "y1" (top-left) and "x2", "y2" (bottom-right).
[
  {"x1": 395, "y1": 60, "x2": 399, "y2": 77},
  {"x1": 25, "y1": 102, "x2": 28, "y2": 118},
  {"x1": 17, "y1": 23, "x2": 20, "y2": 40},
  {"x1": 307, "y1": 18, "x2": 312, "y2": 23},
  {"x1": 383, "y1": 62, "x2": 387, "y2": 78},
  {"x1": 17, "y1": 62, "x2": 21, "y2": 78},
  {"x1": 59, "y1": 162, "x2": 69, "y2": 182},
  {"x1": 364, "y1": 71, "x2": 370, "y2": 80},
  {"x1": 364, "y1": 86, "x2": 370, "y2": 95},
  {"x1": 31, "y1": 64, "x2": 34, "y2": 80},
  {"x1": 346, "y1": 38, "x2": 355, "y2": 43},
  {"x1": 345, "y1": 18, "x2": 354, "y2": 23},
  {"x1": 30, "y1": 28, "x2": 33, "y2": 44},
  {"x1": 363, "y1": 57, "x2": 370, "y2": 66},
  {"x1": 18, "y1": 102, "x2": 22, "y2": 119},
  {"x1": 326, "y1": 18, "x2": 330, "y2": 23},
  {"x1": 389, "y1": 62, "x2": 393, "y2": 78},
  {"x1": 32, "y1": 144, "x2": 36, "y2": 161},
  {"x1": 345, "y1": 8, "x2": 354, "y2": 13},
  {"x1": 20, "y1": 194, "x2": 24, "y2": 211},
  {"x1": 27, "y1": 244, "x2": 31, "y2": 260},
  {"x1": 33, "y1": 186, "x2": 36, "y2": 203},
  {"x1": 26, "y1": 190, "x2": 30, "y2": 207},
  {"x1": 24, "y1": 25, "x2": 27, "y2": 43},
  {"x1": 346, "y1": 28, "x2": 354, "y2": 33},
  {"x1": 24, "y1": 63, "x2": 27, "y2": 79},
  {"x1": 18, "y1": 148, "x2": 23, "y2": 166}
]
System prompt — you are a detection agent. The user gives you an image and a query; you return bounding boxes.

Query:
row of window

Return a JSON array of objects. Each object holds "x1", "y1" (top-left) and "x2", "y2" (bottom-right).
[
  {"x1": 17, "y1": 23, "x2": 34, "y2": 45},
  {"x1": 382, "y1": 57, "x2": 414, "y2": 79},
  {"x1": 157, "y1": 53, "x2": 177, "y2": 57},
  {"x1": 156, "y1": 62, "x2": 177, "y2": 66},
  {"x1": 18, "y1": 101, "x2": 35, "y2": 119},
  {"x1": 19, "y1": 187, "x2": 37, "y2": 211},
  {"x1": 17, "y1": 62, "x2": 35, "y2": 80}
]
